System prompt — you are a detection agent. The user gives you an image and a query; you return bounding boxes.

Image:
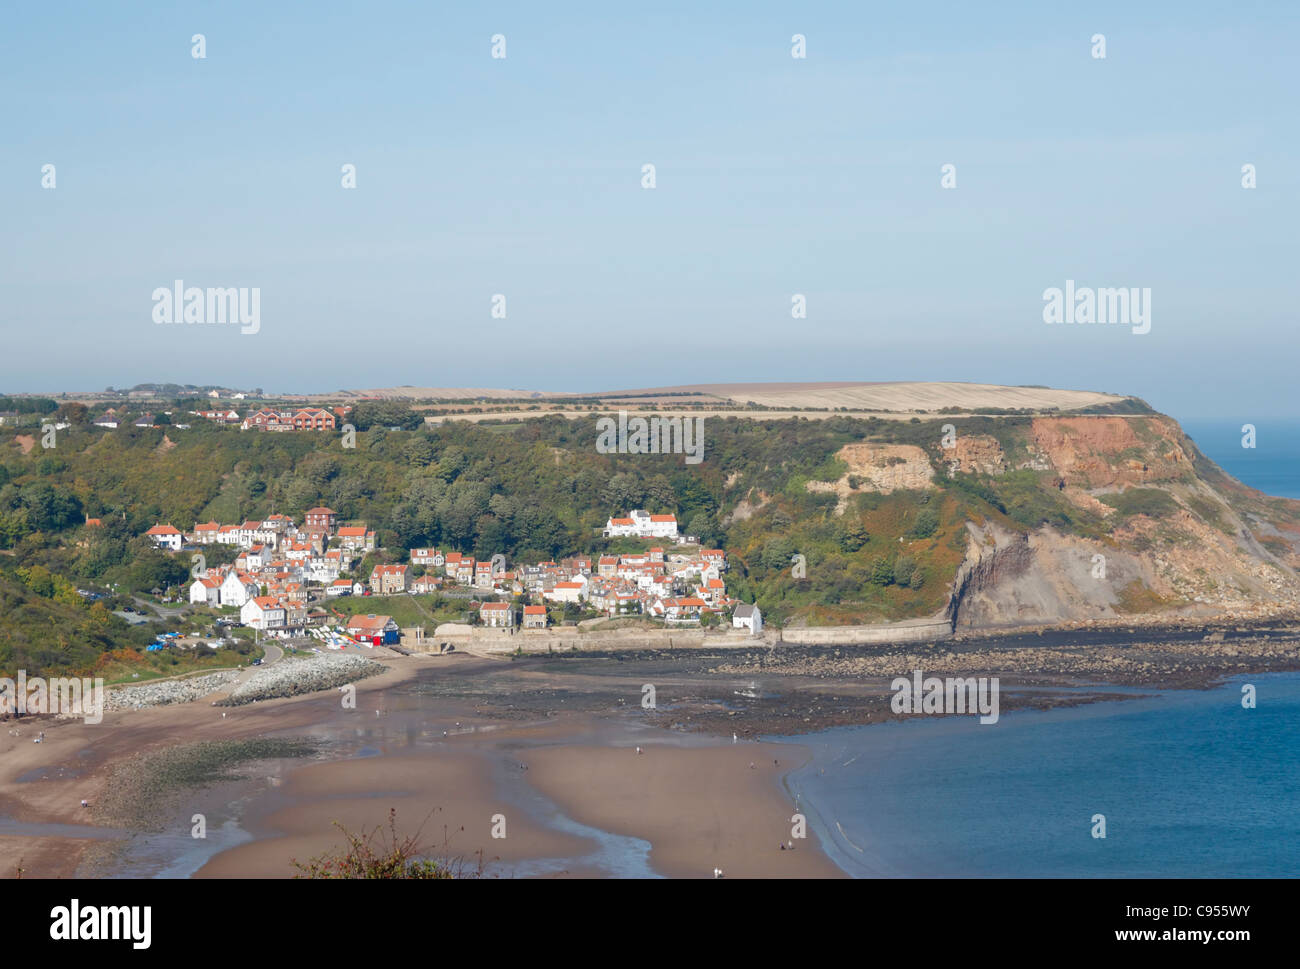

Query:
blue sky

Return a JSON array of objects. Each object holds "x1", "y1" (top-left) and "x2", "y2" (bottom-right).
[{"x1": 2, "y1": 1, "x2": 1297, "y2": 420}]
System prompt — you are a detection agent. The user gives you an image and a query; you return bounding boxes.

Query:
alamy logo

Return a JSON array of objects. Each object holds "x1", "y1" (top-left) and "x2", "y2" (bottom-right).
[
  {"x1": 50, "y1": 900, "x2": 151, "y2": 949},
  {"x1": 891, "y1": 669, "x2": 1000, "y2": 724},
  {"x1": 152, "y1": 279, "x2": 260, "y2": 334},
  {"x1": 0, "y1": 671, "x2": 104, "y2": 724},
  {"x1": 596, "y1": 410, "x2": 704, "y2": 465},
  {"x1": 1042, "y1": 280, "x2": 1150, "y2": 335}
]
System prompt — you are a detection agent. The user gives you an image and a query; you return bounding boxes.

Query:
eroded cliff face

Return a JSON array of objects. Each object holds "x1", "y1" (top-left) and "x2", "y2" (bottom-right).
[
  {"x1": 948, "y1": 520, "x2": 1199, "y2": 629},
  {"x1": 805, "y1": 443, "x2": 935, "y2": 513},
  {"x1": 1028, "y1": 415, "x2": 1195, "y2": 488},
  {"x1": 943, "y1": 416, "x2": 1300, "y2": 628}
]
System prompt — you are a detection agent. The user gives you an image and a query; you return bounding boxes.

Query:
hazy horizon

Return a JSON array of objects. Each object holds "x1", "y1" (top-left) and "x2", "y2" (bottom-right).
[{"x1": 4, "y1": 1, "x2": 1297, "y2": 421}]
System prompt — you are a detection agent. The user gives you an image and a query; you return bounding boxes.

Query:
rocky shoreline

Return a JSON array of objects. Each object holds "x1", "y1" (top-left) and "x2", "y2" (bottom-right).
[
  {"x1": 419, "y1": 621, "x2": 1300, "y2": 740},
  {"x1": 104, "y1": 671, "x2": 240, "y2": 712},
  {"x1": 216, "y1": 654, "x2": 386, "y2": 707}
]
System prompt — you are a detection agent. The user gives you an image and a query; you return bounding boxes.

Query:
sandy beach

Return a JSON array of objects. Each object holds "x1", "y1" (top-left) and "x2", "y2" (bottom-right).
[
  {"x1": 0, "y1": 653, "x2": 839, "y2": 879},
  {"x1": 521, "y1": 744, "x2": 842, "y2": 877}
]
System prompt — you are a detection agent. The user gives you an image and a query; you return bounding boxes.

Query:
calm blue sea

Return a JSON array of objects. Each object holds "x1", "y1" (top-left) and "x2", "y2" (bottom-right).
[
  {"x1": 1181, "y1": 420, "x2": 1300, "y2": 500},
  {"x1": 778, "y1": 674, "x2": 1300, "y2": 877}
]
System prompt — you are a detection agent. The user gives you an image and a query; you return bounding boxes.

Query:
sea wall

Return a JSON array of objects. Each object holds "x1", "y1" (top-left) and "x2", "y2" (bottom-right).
[
  {"x1": 415, "y1": 617, "x2": 952, "y2": 654},
  {"x1": 778, "y1": 618, "x2": 953, "y2": 645}
]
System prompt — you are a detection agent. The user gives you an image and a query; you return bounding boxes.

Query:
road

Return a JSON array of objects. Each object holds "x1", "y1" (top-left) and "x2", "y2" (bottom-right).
[
  {"x1": 230, "y1": 640, "x2": 283, "y2": 687},
  {"x1": 131, "y1": 595, "x2": 192, "y2": 621}
]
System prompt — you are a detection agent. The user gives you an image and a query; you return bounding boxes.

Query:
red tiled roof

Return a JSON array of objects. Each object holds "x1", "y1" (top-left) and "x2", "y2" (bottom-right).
[{"x1": 346, "y1": 614, "x2": 392, "y2": 632}]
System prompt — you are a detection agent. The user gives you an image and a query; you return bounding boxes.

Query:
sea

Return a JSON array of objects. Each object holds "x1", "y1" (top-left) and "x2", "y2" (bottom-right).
[
  {"x1": 776, "y1": 419, "x2": 1300, "y2": 877},
  {"x1": 778, "y1": 674, "x2": 1300, "y2": 877},
  {"x1": 1181, "y1": 419, "x2": 1300, "y2": 500}
]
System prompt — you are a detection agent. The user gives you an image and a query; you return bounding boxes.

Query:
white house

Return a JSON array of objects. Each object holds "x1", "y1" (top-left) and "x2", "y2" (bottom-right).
[
  {"x1": 732, "y1": 603, "x2": 762, "y2": 635},
  {"x1": 241, "y1": 596, "x2": 286, "y2": 630},
  {"x1": 220, "y1": 571, "x2": 260, "y2": 608},
  {"x1": 308, "y1": 551, "x2": 345, "y2": 584},
  {"x1": 543, "y1": 577, "x2": 588, "y2": 604},
  {"x1": 189, "y1": 576, "x2": 222, "y2": 607},
  {"x1": 145, "y1": 524, "x2": 183, "y2": 551},
  {"x1": 603, "y1": 510, "x2": 678, "y2": 539},
  {"x1": 654, "y1": 596, "x2": 706, "y2": 623}
]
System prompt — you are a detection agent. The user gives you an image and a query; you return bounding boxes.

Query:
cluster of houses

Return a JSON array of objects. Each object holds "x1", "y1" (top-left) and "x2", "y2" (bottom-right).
[
  {"x1": 143, "y1": 507, "x2": 763, "y2": 640},
  {"x1": 146, "y1": 508, "x2": 376, "y2": 633},
  {"x1": 86, "y1": 404, "x2": 351, "y2": 432},
  {"x1": 239, "y1": 407, "x2": 344, "y2": 432},
  {"x1": 92, "y1": 409, "x2": 185, "y2": 430},
  {"x1": 401, "y1": 512, "x2": 761, "y2": 634}
]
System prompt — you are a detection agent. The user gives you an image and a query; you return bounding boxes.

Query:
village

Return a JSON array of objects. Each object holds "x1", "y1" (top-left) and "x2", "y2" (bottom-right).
[
  {"x1": 144, "y1": 507, "x2": 763, "y2": 648},
  {"x1": 84, "y1": 400, "x2": 347, "y2": 431}
]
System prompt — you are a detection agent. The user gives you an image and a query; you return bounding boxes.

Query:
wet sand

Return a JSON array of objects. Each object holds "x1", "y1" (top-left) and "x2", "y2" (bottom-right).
[
  {"x1": 521, "y1": 743, "x2": 843, "y2": 877},
  {"x1": 195, "y1": 751, "x2": 594, "y2": 878},
  {"x1": 0, "y1": 653, "x2": 838, "y2": 879},
  {"x1": 0, "y1": 657, "x2": 432, "y2": 878}
]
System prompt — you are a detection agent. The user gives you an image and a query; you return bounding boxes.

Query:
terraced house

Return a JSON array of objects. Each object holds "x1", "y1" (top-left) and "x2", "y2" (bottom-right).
[{"x1": 292, "y1": 407, "x2": 336, "y2": 430}]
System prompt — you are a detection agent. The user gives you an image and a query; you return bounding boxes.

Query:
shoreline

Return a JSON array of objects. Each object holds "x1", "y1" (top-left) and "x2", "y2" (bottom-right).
[
  {"x1": 0, "y1": 654, "x2": 839, "y2": 879},
  {"x1": 5, "y1": 617, "x2": 1300, "y2": 879}
]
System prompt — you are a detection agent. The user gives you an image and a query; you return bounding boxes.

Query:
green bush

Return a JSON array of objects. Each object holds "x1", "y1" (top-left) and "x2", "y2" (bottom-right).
[
  {"x1": 1100, "y1": 488, "x2": 1180, "y2": 519},
  {"x1": 907, "y1": 509, "x2": 939, "y2": 539}
]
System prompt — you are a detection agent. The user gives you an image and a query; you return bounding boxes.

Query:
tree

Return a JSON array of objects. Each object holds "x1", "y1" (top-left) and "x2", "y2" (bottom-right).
[
  {"x1": 602, "y1": 472, "x2": 642, "y2": 511},
  {"x1": 907, "y1": 508, "x2": 939, "y2": 539},
  {"x1": 761, "y1": 537, "x2": 797, "y2": 572},
  {"x1": 687, "y1": 512, "x2": 722, "y2": 547},
  {"x1": 55, "y1": 402, "x2": 89, "y2": 425},
  {"x1": 838, "y1": 518, "x2": 869, "y2": 552}
]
